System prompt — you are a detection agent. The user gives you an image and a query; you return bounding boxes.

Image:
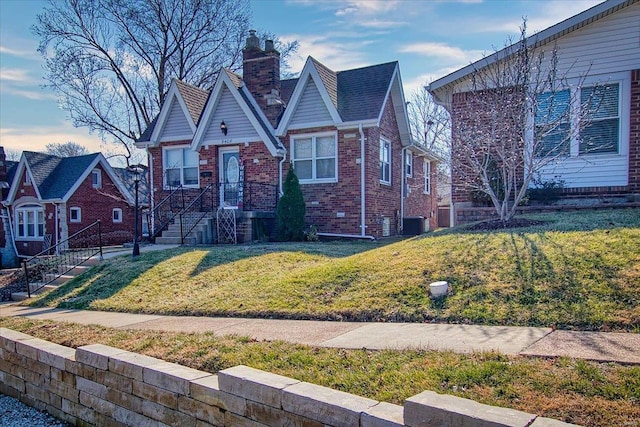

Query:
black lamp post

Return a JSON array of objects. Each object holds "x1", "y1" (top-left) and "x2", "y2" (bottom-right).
[{"x1": 128, "y1": 164, "x2": 145, "y2": 258}]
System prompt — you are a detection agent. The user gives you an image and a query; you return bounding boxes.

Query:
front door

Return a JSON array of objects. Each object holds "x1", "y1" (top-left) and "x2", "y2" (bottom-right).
[{"x1": 219, "y1": 147, "x2": 241, "y2": 208}]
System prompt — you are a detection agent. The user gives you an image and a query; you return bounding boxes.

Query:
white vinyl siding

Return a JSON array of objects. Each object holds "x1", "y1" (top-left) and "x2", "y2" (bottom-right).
[
  {"x1": 202, "y1": 87, "x2": 260, "y2": 143},
  {"x1": 380, "y1": 138, "x2": 391, "y2": 185},
  {"x1": 291, "y1": 132, "x2": 337, "y2": 183},
  {"x1": 289, "y1": 79, "x2": 334, "y2": 128},
  {"x1": 159, "y1": 97, "x2": 193, "y2": 141},
  {"x1": 163, "y1": 147, "x2": 199, "y2": 188},
  {"x1": 16, "y1": 205, "x2": 45, "y2": 239}
]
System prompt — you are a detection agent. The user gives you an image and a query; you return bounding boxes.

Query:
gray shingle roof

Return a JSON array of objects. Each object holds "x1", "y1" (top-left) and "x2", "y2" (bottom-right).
[
  {"x1": 23, "y1": 151, "x2": 100, "y2": 200},
  {"x1": 174, "y1": 79, "x2": 210, "y2": 125},
  {"x1": 311, "y1": 58, "x2": 338, "y2": 108},
  {"x1": 336, "y1": 61, "x2": 397, "y2": 122}
]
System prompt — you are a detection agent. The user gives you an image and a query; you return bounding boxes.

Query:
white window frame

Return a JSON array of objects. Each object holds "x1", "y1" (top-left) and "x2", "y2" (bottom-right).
[
  {"x1": 533, "y1": 72, "x2": 629, "y2": 159},
  {"x1": 406, "y1": 151, "x2": 413, "y2": 178},
  {"x1": 163, "y1": 146, "x2": 200, "y2": 189},
  {"x1": 112, "y1": 208, "x2": 123, "y2": 223},
  {"x1": 290, "y1": 131, "x2": 338, "y2": 184},
  {"x1": 24, "y1": 169, "x2": 31, "y2": 186},
  {"x1": 92, "y1": 169, "x2": 102, "y2": 189},
  {"x1": 380, "y1": 137, "x2": 391, "y2": 185},
  {"x1": 424, "y1": 160, "x2": 431, "y2": 195},
  {"x1": 69, "y1": 207, "x2": 82, "y2": 223},
  {"x1": 15, "y1": 205, "x2": 45, "y2": 240}
]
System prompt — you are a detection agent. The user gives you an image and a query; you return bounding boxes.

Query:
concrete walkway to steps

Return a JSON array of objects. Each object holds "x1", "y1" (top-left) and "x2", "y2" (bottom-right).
[{"x1": 1, "y1": 303, "x2": 639, "y2": 364}]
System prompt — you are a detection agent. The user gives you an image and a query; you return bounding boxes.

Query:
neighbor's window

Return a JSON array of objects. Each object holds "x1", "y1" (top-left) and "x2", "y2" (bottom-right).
[
  {"x1": 406, "y1": 151, "x2": 413, "y2": 177},
  {"x1": 534, "y1": 82, "x2": 621, "y2": 157},
  {"x1": 16, "y1": 205, "x2": 45, "y2": 239},
  {"x1": 291, "y1": 132, "x2": 337, "y2": 183},
  {"x1": 380, "y1": 138, "x2": 391, "y2": 185},
  {"x1": 580, "y1": 83, "x2": 620, "y2": 154},
  {"x1": 424, "y1": 160, "x2": 431, "y2": 194},
  {"x1": 534, "y1": 89, "x2": 571, "y2": 157},
  {"x1": 164, "y1": 147, "x2": 199, "y2": 188},
  {"x1": 91, "y1": 169, "x2": 102, "y2": 189},
  {"x1": 23, "y1": 170, "x2": 31, "y2": 185},
  {"x1": 69, "y1": 207, "x2": 81, "y2": 223},
  {"x1": 112, "y1": 208, "x2": 122, "y2": 223}
]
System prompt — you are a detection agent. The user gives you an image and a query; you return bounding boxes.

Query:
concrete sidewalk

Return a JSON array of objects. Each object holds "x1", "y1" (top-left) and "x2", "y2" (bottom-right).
[{"x1": 2, "y1": 303, "x2": 639, "y2": 364}]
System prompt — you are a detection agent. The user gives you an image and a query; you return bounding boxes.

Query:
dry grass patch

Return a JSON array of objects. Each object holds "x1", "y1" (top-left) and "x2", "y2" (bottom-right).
[{"x1": 0, "y1": 317, "x2": 638, "y2": 427}]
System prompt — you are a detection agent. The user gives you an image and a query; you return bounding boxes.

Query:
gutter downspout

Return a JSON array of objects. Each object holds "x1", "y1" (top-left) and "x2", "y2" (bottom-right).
[
  {"x1": 400, "y1": 146, "x2": 409, "y2": 230},
  {"x1": 147, "y1": 148, "x2": 155, "y2": 236},
  {"x1": 3, "y1": 206, "x2": 20, "y2": 261},
  {"x1": 278, "y1": 149, "x2": 287, "y2": 195},
  {"x1": 359, "y1": 123, "x2": 366, "y2": 237}
]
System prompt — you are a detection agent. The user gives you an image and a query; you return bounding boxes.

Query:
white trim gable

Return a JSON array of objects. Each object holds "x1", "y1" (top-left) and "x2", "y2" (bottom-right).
[
  {"x1": 62, "y1": 155, "x2": 135, "y2": 205},
  {"x1": 6, "y1": 156, "x2": 43, "y2": 203},
  {"x1": 149, "y1": 81, "x2": 197, "y2": 145},
  {"x1": 191, "y1": 70, "x2": 281, "y2": 157},
  {"x1": 276, "y1": 57, "x2": 342, "y2": 135},
  {"x1": 379, "y1": 64, "x2": 412, "y2": 147}
]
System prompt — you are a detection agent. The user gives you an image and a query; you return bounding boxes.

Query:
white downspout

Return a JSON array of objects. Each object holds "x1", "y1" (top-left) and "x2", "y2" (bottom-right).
[
  {"x1": 147, "y1": 148, "x2": 155, "y2": 236},
  {"x1": 278, "y1": 149, "x2": 287, "y2": 195},
  {"x1": 400, "y1": 146, "x2": 409, "y2": 230},
  {"x1": 4, "y1": 207, "x2": 20, "y2": 260},
  {"x1": 359, "y1": 123, "x2": 366, "y2": 236}
]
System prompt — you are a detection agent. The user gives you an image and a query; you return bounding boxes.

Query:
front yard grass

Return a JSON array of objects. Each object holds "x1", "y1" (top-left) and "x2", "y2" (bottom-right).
[
  {"x1": 30, "y1": 208, "x2": 640, "y2": 330},
  {"x1": 0, "y1": 317, "x2": 637, "y2": 427}
]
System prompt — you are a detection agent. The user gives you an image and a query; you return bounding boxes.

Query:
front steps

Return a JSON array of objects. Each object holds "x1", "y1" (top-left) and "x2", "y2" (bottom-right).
[
  {"x1": 10, "y1": 256, "x2": 100, "y2": 301},
  {"x1": 154, "y1": 214, "x2": 215, "y2": 245}
]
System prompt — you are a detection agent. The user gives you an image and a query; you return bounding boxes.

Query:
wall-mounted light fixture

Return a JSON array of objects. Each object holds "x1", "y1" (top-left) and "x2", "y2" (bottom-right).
[{"x1": 220, "y1": 121, "x2": 228, "y2": 135}]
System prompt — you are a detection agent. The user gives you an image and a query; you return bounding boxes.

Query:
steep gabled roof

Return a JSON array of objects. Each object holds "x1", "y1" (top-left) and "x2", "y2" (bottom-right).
[
  {"x1": 312, "y1": 58, "x2": 338, "y2": 108},
  {"x1": 337, "y1": 61, "x2": 397, "y2": 122},
  {"x1": 6, "y1": 151, "x2": 134, "y2": 205},
  {"x1": 429, "y1": 0, "x2": 634, "y2": 96},
  {"x1": 175, "y1": 80, "x2": 210, "y2": 125}
]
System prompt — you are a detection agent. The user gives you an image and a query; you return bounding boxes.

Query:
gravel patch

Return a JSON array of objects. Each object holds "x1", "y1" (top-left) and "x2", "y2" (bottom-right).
[{"x1": 0, "y1": 394, "x2": 70, "y2": 427}]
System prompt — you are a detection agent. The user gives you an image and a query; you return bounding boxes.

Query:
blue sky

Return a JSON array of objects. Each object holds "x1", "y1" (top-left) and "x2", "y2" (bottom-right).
[{"x1": 0, "y1": 0, "x2": 602, "y2": 160}]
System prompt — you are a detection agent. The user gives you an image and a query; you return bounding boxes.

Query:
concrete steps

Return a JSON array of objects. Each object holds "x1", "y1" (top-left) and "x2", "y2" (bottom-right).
[
  {"x1": 155, "y1": 215, "x2": 215, "y2": 245},
  {"x1": 10, "y1": 255, "x2": 100, "y2": 301}
]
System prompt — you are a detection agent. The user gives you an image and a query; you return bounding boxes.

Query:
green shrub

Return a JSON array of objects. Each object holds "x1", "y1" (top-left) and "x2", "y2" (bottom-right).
[{"x1": 276, "y1": 167, "x2": 306, "y2": 241}]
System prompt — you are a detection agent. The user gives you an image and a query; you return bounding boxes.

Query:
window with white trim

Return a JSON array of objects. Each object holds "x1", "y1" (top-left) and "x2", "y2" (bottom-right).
[
  {"x1": 15, "y1": 205, "x2": 45, "y2": 239},
  {"x1": 380, "y1": 138, "x2": 391, "y2": 185},
  {"x1": 112, "y1": 208, "x2": 122, "y2": 223},
  {"x1": 535, "y1": 81, "x2": 622, "y2": 157},
  {"x1": 291, "y1": 132, "x2": 337, "y2": 183},
  {"x1": 406, "y1": 151, "x2": 413, "y2": 177},
  {"x1": 424, "y1": 160, "x2": 431, "y2": 194},
  {"x1": 163, "y1": 147, "x2": 199, "y2": 188},
  {"x1": 69, "y1": 207, "x2": 81, "y2": 223},
  {"x1": 24, "y1": 170, "x2": 31, "y2": 185},
  {"x1": 92, "y1": 169, "x2": 102, "y2": 189}
]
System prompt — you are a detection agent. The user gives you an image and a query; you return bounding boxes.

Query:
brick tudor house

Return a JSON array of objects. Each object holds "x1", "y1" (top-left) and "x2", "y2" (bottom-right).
[
  {"x1": 429, "y1": 0, "x2": 640, "y2": 225},
  {"x1": 0, "y1": 149, "x2": 146, "y2": 264},
  {"x1": 137, "y1": 31, "x2": 439, "y2": 242}
]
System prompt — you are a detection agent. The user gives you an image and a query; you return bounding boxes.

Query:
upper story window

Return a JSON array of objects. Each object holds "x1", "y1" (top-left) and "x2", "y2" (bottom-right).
[
  {"x1": 380, "y1": 137, "x2": 391, "y2": 185},
  {"x1": 70, "y1": 207, "x2": 81, "y2": 223},
  {"x1": 164, "y1": 147, "x2": 199, "y2": 188},
  {"x1": 406, "y1": 151, "x2": 413, "y2": 178},
  {"x1": 291, "y1": 132, "x2": 337, "y2": 183},
  {"x1": 16, "y1": 205, "x2": 45, "y2": 239},
  {"x1": 92, "y1": 169, "x2": 102, "y2": 189},
  {"x1": 535, "y1": 79, "x2": 623, "y2": 158},
  {"x1": 23, "y1": 170, "x2": 31, "y2": 186},
  {"x1": 424, "y1": 160, "x2": 431, "y2": 194}
]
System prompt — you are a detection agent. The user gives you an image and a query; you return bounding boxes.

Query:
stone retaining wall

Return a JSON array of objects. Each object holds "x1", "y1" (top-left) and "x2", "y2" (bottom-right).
[{"x1": 0, "y1": 328, "x2": 578, "y2": 427}]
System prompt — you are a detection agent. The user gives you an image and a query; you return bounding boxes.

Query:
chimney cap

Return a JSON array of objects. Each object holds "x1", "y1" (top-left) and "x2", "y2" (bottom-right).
[
  {"x1": 246, "y1": 29, "x2": 260, "y2": 50},
  {"x1": 265, "y1": 39, "x2": 275, "y2": 52}
]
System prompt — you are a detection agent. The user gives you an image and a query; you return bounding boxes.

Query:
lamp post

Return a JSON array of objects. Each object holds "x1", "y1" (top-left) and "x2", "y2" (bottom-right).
[{"x1": 128, "y1": 164, "x2": 145, "y2": 258}]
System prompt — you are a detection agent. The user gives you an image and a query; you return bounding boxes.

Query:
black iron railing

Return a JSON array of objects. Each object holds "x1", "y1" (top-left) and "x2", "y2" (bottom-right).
[
  {"x1": 179, "y1": 184, "x2": 215, "y2": 244},
  {"x1": 148, "y1": 185, "x2": 184, "y2": 240},
  {"x1": 219, "y1": 181, "x2": 279, "y2": 212},
  {"x1": 23, "y1": 220, "x2": 103, "y2": 297}
]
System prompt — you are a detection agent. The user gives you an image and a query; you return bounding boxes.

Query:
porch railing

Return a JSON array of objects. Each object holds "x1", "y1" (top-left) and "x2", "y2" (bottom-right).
[
  {"x1": 220, "y1": 181, "x2": 279, "y2": 212},
  {"x1": 148, "y1": 185, "x2": 184, "y2": 240},
  {"x1": 23, "y1": 220, "x2": 103, "y2": 297},
  {"x1": 179, "y1": 184, "x2": 215, "y2": 244}
]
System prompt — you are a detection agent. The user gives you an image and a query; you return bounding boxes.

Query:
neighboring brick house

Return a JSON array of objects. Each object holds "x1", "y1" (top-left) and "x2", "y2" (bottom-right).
[
  {"x1": 429, "y1": 0, "x2": 640, "y2": 225},
  {"x1": 3, "y1": 151, "x2": 141, "y2": 259},
  {"x1": 137, "y1": 31, "x2": 439, "y2": 241}
]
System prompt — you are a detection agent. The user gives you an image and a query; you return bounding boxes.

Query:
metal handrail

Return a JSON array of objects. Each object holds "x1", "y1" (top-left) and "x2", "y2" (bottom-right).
[
  {"x1": 178, "y1": 184, "x2": 215, "y2": 244},
  {"x1": 148, "y1": 185, "x2": 184, "y2": 240},
  {"x1": 23, "y1": 220, "x2": 103, "y2": 297}
]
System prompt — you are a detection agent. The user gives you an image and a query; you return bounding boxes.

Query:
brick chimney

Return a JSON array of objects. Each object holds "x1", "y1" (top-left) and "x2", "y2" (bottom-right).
[{"x1": 242, "y1": 30, "x2": 283, "y2": 126}]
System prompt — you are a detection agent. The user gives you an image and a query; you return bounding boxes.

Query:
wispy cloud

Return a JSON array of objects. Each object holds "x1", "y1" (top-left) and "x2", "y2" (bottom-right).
[
  {"x1": 403, "y1": 66, "x2": 468, "y2": 95},
  {"x1": 280, "y1": 33, "x2": 371, "y2": 73},
  {"x1": 0, "y1": 45, "x2": 40, "y2": 60},
  {"x1": 399, "y1": 42, "x2": 485, "y2": 63},
  {"x1": 0, "y1": 124, "x2": 105, "y2": 154},
  {"x1": 0, "y1": 67, "x2": 33, "y2": 83},
  {"x1": 2, "y1": 87, "x2": 55, "y2": 101}
]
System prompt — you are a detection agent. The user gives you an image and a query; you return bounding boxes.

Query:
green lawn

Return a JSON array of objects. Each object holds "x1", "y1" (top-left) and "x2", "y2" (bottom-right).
[
  {"x1": 1, "y1": 317, "x2": 638, "y2": 427},
  {"x1": 30, "y1": 208, "x2": 640, "y2": 330}
]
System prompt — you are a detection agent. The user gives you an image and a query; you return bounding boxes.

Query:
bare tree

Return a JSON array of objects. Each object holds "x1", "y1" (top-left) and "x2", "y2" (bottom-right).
[
  {"x1": 4, "y1": 149, "x2": 21, "y2": 161},
  {"x1": 45, "y1": 141, "x2": 89, "y2": 157},
  {"x1": 33, "y1": 0, "x2": 297, "y2": 164},
  {"x1": 448, "y1": 22, "x2": 602, "y2": 222},
  {"x1": 408, "y1": 85, "x2": 451, "y2": 158}
]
